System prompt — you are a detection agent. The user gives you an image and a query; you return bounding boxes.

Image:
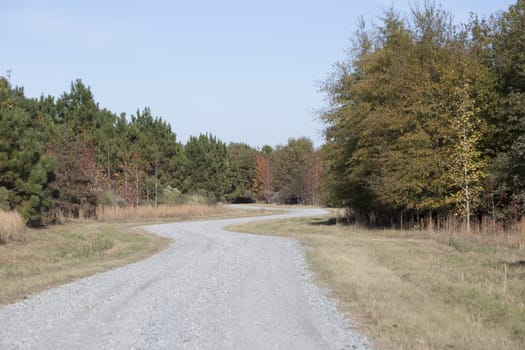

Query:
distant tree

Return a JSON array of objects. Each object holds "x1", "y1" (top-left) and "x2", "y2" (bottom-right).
[
  {"x1": 253, "y1": 153, "x2": 273, "y2": 202},
  {"x1": 261, "y1": 145, "x2": 273, "y2": 155},
  {"x1": 273, "y1": 137, "x2": 317, "y2": 204},
  {"x1": 92, "y1": 108, "x2": 120, "y2": 192},
  {"x1": 55, "y1": 79, "x2": 99, "y2": 133},
  {"x1": 225, "y1": 143, "x2": 257, "y2": 202},
  {"x1": 46, "y1": 128, "x2": 99, "y2": 219},
  {"x1": 183, "y1": 134, "x2": 228, "y2": 201},
  {"x1": 302, "y1": 150, "x2": 322, "y2": 205}
]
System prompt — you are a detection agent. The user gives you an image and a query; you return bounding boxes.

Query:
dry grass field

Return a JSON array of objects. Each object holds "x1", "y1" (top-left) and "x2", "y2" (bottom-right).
[
  {"x1": 96, "y1": 203, "x2": 230, "y2": 221},
  {"x1": 0, "y1": 221, "x2": 169, "y2": 306},
  {"x1": 0, "y1": 204, "x2": 275, "y2": 306},
  {"x1": 0, "y1": 210, "x2": 25, "y2": 244},
  {"x1": 228, "y1": 215, "x2": 525, "y2": 350}
]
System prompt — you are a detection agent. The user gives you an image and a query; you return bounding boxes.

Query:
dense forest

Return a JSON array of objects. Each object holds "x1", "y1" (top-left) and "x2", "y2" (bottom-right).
[
  {"x1": 321, "y1": 0, "x2": 524, "y2": 229},
  {"x1": 0, "y1": 77, "x2": 322, "y2": 226}
]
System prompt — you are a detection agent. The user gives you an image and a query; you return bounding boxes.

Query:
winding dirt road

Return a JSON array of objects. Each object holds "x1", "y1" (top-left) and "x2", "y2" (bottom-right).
[{"x1": 0, "y1": 207, "x2": 372, "y2": 349}]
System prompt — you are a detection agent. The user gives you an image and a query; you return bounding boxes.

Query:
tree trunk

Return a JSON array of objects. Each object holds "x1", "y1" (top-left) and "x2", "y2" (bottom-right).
[
  {"x1": 107, "y1": 144, "x2": 111, "y2": 191},
  {"x1": 124, "y1": 169, "x2": 128, "y2": 206},
  {"x1": 145, "y1": 174, "x2": 150, "y2": 205},
  {"x1": 464, "y1": 162, "x2": 471, "y2": 233},
  {"x1": 491, "y1": 192, "x2": 495, "y2": 229},
  {"x1": 135, "y1": 167, "x2": 139, "y2": 207},
  {"x1": 155, "y1": 164, "x2": 158, "y2": 208}
]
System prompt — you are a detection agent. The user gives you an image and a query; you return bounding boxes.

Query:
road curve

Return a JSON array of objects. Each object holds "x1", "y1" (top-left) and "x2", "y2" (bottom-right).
[{"x1": 0, "y1": 207, "x2": 373, "y2": 349}]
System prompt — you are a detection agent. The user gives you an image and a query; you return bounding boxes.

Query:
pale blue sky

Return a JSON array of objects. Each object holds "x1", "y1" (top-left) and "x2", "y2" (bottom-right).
[{"x1": 1, "y1": 0, "x2": 515, "y2": 148}]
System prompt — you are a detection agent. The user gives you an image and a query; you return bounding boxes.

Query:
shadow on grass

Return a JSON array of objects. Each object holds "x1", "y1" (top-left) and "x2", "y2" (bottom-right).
[{"x1": 309, "y1": 217, "x2": 339, "y2": 226}]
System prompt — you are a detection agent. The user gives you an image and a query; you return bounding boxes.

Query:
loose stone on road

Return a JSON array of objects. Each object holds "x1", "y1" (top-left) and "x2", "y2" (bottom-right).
[{"x1": 0, "y1": 207, "x2": 373, "y2": 349}]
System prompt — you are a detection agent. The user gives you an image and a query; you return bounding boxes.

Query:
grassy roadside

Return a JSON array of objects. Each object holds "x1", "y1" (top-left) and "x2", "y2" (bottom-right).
[
  {"x1": 0, "y1": 221, "x2": 169, "y2": 306},
  {"x1": 227, "y1": 215, "x2": 525, "y2": 350},
  {"x1": 0, "y1": 205, "x2": 276, "y2": 306}
]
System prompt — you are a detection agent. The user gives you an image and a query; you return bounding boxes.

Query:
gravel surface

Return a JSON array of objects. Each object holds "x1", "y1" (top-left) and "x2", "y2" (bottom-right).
[{"x1": 0, "y1": 207, "x2": 373, "y2": 349}]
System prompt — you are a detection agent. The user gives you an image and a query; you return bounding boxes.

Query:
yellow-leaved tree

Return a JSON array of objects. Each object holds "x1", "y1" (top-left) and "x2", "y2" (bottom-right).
[{"x1": 448, "y1": 84, "x2": 486, "y2": 232}]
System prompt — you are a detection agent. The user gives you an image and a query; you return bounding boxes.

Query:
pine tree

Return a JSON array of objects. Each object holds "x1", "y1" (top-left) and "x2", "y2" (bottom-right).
[
  {"x1": 183, "y1": 134, "x2": 228, "y2": 201},
  {"x1": 0, "y1": 78, "x2": 56, "y2": 225},
  {"x1": 225, "y1": 143, "x2": 257, "y2": 202}
]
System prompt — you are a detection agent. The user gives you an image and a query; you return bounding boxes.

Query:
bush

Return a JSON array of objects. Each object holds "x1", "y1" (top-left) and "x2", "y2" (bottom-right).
[{"x1": 98, "y1": 191, "x2": 126, "y2": 207}]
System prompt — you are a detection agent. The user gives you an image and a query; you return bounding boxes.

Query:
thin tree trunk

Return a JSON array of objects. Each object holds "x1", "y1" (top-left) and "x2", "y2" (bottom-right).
[
  {"x1": 155, "y1": 164, "x2": 158, "y2": 208},
  {"x1": 124, "y1": 169, "x2": 128, "y2": 206},
  {"x1": 461, "y1": 123, "x2": 471, "y2": 234},
  {"x1": 135, "y1": 167, "x2": 139, "y2": 207},
  {"x1": 107, "y1": 144, "x2": 111, "y2": 191},
  {"x1": 492, "y1": 192, "x2": 495, "y2": 229},
  {"x1": 464, "y1": 163, "x2": 471, "y2": 233},
  {"x1": 146, "y1": 174, "x2": 150, "y2": 205}
]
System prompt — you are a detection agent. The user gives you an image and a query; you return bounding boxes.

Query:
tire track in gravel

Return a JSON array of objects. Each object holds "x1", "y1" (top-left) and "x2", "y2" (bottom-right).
[{"x1": 0, "y1": 207, "x2": 373, "y2": 350}]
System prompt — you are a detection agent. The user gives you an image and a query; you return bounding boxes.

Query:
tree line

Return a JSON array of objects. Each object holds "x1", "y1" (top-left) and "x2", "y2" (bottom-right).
[
  {"x1": 321, "y1": 1, "x2": 525, "y2": 229},
  {"x1": 0, "y1": 78, "x2": 322, "y2": 226},
  {"x1": 3, "y1": 1, "x2": 522, "y2": 230}
]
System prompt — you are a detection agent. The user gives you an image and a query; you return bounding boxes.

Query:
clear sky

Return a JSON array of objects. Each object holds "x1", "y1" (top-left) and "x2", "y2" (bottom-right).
[{"x1": 1, "y1": 0, "x2": 515, "y2": 148}]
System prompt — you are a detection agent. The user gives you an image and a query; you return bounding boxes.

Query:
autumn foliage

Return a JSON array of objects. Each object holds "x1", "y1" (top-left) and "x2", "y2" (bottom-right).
[
  {"x1": 321, "y1": 1, "x2": 525, "y2": 227},
  {"x1": 253, "y1": 154, "x2": 272, "y2": 202},
  {"x1": 0, "y1": 77, "x2": 322, "y2": 230}
]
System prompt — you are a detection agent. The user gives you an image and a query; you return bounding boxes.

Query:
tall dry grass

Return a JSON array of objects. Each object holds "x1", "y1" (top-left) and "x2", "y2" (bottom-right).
[
  {"x1": 341, "y1": 210, "x2": 525, "y2": 248},
  {"x1": 96, "y1": 204, "x2": 228, "y2": 222},
  {"x1": 416, "y1": 215, "x2": 525, "y2": 248},
  {"x1": 0, "y1": 210, "x2": 25, "y2": 244}
]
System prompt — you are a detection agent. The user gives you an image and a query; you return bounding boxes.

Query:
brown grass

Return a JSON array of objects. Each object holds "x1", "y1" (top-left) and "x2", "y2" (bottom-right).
[
  {"x1": 96, "y1": 204, "x2": 229, "y2": 221},
  {"x1": 0, "y1": 204, "x2": 278, "y2": 306},
  {"x1": 0, "y1": 210, "x2": 25, "y2": 244},
  {"x1": 228, "y1": 215, "x2": 525, "y2": 350},
  {"x1": 0, "y1": 221, "x2": 169, "y2": 306}
]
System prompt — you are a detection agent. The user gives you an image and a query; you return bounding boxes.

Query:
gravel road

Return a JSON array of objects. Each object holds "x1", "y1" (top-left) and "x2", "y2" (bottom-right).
[{"x1": 0, "y1": 207, "x2": 373, "y2": 349}]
